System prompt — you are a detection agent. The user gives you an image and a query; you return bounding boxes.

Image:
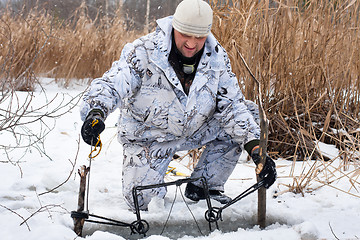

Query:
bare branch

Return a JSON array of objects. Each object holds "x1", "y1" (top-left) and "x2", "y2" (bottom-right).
[
  {"x1": 19, "y1": 204, "x2": 67, "y2": 227},
  {"x1": 329, "y1": 222, "x2": 340, "y2": 240},
  {"x1": 0, "y1": 204, "x2": 31, "y2": 231}
]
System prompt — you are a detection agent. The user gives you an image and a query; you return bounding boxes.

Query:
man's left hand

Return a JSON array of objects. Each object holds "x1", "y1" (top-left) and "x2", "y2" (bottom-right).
[{"x1": 251, "y1": 147, "x2": 277, "y2": 189}]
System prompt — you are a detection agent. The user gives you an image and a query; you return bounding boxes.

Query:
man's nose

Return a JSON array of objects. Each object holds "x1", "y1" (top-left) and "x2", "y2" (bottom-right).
[{"x1": 186, "y1": 37, "x2": 197, "y2": 48}]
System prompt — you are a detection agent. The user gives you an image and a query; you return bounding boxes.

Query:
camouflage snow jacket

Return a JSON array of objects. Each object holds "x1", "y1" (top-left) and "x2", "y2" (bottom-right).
[{"x1": 80, "y1": 16, "x2": 260, "y2": 146}]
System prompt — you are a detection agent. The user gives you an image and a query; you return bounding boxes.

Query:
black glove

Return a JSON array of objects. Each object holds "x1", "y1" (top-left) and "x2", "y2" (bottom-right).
[
  {"x1": 251, "y1": 147, "x2": 277, "y2": 189},
  {"x1": 81, "y1": 109, "x2": 105, "y2": 146}
]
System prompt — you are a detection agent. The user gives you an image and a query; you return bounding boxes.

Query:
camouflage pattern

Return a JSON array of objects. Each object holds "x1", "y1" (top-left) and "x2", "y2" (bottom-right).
[{"x1": 80, "y1": 16, "x2": 260, "y2": 210}]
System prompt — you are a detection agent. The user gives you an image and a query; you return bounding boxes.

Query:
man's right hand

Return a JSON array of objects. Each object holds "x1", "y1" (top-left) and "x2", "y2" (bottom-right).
[{"x1": 81, "y1": 109, "x2": 105, "y2": 146}]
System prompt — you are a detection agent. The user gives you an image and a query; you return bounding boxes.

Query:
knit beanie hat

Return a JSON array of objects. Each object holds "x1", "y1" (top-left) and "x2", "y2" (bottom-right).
[{"x1": 172, "y1": 0, "x2": 213, "y2": 37}]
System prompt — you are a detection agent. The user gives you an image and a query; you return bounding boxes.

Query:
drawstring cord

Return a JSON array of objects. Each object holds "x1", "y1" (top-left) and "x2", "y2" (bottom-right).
[{"x1": 85, "y1": 119, "x2": 102, "y2": 212}]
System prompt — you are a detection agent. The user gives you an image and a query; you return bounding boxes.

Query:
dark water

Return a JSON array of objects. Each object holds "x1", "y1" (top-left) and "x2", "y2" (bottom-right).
[{"x1": 82, "y1": 209, "x2": 288, "y2": 240}]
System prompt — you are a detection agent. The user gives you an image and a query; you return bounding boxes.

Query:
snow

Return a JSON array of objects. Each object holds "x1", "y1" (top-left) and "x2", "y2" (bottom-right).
[
  {"x1": 1, "y1": 79, "x2": 359, "y2": 240},
  {"x1": 314, "y1": 141, "x2": 339, "y2": 160}
]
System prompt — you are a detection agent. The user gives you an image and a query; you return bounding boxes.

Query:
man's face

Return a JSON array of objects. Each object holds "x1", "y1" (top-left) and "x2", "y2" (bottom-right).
[{"x1": 173, "y1": 29, "x2": 207, "y2": 58}]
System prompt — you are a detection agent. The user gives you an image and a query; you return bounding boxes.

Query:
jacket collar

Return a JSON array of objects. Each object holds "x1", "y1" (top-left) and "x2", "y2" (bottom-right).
[{"x1": 150, "y1": 16, "x2": 222, "y2": 96}]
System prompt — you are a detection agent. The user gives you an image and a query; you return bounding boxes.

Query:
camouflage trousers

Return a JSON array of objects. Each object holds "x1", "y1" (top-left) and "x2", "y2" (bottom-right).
[{"x1": 120, "y1": 118, "x2": 247, "y2": 211}]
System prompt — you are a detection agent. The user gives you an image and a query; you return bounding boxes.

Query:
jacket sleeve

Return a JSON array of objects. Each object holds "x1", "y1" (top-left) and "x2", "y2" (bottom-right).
[
  {"x1": 80, "y1": 42, "x2": 143, "y2": 121},
  {"x1": 214, "y1": 49, "x2": 261, "y2": 145}
]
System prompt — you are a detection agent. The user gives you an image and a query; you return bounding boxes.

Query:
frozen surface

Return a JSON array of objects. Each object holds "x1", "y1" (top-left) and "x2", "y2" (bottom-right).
[{"x1": 0, "y1": 79, "x2": 359, "y2": 240}]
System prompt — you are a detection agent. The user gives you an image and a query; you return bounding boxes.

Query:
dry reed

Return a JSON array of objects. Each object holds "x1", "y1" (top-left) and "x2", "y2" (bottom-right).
[
  {"x1": 0, "y1": 3, "x2": 139, "y2": 90},
  {"x1": 210, "y1": 0, "x2": 360, "y2": 196},
  {"x1": 211, "y1": 0, "x2": 360, "y2": 159}
]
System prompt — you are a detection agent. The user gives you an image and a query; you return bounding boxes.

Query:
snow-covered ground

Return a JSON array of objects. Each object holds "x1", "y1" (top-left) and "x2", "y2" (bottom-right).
[{"x1": 0, "y1": 79, "x2": 359, "y2": 240}]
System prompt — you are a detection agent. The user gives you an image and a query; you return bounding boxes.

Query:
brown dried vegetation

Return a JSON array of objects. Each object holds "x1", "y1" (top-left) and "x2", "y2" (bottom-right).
[
  {"x1": 0, "y1": 3, "x2": 138, "y2": 90},
  {"x1": 209, "y1": 0, "x2": 360, "y2": 196}
]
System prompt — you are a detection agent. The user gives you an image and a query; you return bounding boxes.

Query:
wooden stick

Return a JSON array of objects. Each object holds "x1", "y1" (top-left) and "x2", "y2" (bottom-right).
[
  {"x1": 235, "y1": 44, "x2": 268, "y2": 228},
  {"x1": 73, "y1": 165, "x2": 90, "y2": 236}
]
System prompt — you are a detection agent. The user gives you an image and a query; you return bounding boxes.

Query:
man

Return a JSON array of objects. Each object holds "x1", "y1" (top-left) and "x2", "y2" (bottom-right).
[{"x1": 80, "y1": 0, "x2": 276, "y2": 211}]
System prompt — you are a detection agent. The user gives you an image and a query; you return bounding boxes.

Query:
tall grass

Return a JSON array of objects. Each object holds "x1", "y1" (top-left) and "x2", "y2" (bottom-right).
[
  {"x1": 0, "y1": 3, "x2": 138, "y2": 90},
  {"x1": 0, "y1": 0, "x2": 359, "y2": 164},
  {"x1": 211, "y1": 0, "x2": 360, "y2": 161},
  {"x1": 209, "y1": 0, "x2": 360, "y2": 196}
]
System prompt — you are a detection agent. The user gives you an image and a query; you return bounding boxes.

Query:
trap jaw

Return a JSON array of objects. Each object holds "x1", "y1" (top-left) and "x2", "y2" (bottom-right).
[
  {"x1": 70, "y1": 162, "x2": 150, "y2": 236},
  {"x1": 132, "y1": 177, "x2": 219, "y2": 234},
  {"x1": 204, "y1": 178, "x2": 266, "y2": 224},
  {"x1": 71, "y1": 171, "x2": 218, "y2": 237}
]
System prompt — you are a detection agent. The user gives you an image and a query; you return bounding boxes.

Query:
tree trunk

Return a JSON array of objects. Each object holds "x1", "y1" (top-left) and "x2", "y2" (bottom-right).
[
  {"x1": 235, "y1": 45, "x2": 268, "y2": 228},
  {"x1": 145, "y1": 0, "x2": 150, "y2": 33},
  {"x1": 257, "y1": 104, "x2": 268, "y2": 228},
  {"x1": 73, "y1": 165, "x2": 90, "y2": 236}
]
